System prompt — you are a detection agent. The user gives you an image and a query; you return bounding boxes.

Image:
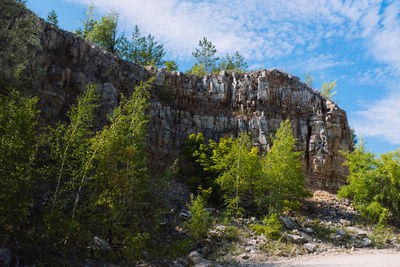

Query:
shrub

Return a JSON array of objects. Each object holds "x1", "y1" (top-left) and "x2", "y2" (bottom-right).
[
  {"x1": 0, "y1": 90, "x2": 39, "y2": 231},
  {"x1": 339, "y1": 141, "x2": 400, "y2": 226},
  {"x1": 184, "y1": 187, "x2": 212, "y2": 242},
  {"x1": 256, "y1": 119, "x2": 311, "y2": 214},
  {"x1": 251, "y1": 213, "x2": 282, "y2": 240}
]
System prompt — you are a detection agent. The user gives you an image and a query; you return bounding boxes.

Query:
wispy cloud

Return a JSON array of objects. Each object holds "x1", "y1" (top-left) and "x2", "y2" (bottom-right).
[
  {"x1": 66, "y1": 0, "x2": 400, "y2": 148},
  {"x1": 66, "y1": 0, "x2": 380, "y2": 61},
  {"x1": 353, "y1": 91, "x2": 400, "y2": 145},
  {"x1": 292, "y1": 54, "x2": 353, "y2": 72}
]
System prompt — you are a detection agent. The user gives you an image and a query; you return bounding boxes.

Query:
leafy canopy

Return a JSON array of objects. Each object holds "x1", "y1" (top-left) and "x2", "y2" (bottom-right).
[
  {"x1": 188, "y1": 120, "x2": 309, "y2": 216},
  {"x1": 339, "y1": 141, "x2": 400, "y2": 226},
  {"x1": 257, "y1": 119, "x2": 311, "y2": 214}
]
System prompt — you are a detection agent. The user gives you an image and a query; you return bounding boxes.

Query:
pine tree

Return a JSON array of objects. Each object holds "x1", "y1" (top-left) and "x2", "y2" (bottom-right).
[
  {"x1": 46, "y1": 10, "x2": 59, "y2": 27},
  {"x1": 121, "y1": 25, "x2": 165, "y2": 67},
  {"x1": 192, "y1": 37, "x2": 218, "y2": 74},
  {"x1": 215, "y1": 51, "x2": 248, "y2": 73},
  {"x1": 164, "y1": 60, "x2": 178, "y2": 72}
]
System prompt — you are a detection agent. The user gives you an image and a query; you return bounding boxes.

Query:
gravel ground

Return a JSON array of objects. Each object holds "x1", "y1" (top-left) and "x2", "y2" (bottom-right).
[{"x1": 265, "y1": 248, "x2": 400, "y2": 267}]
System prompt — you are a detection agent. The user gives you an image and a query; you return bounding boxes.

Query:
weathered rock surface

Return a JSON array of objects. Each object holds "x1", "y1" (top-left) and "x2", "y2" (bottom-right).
[{"x1": 32, "y1": 22, "x2": 353, "y2": 192}]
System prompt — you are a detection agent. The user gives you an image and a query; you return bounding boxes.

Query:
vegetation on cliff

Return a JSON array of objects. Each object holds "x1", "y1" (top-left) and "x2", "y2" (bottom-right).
[{"x1": 1, "y1": 1, "x2": 399, "y2": 265}]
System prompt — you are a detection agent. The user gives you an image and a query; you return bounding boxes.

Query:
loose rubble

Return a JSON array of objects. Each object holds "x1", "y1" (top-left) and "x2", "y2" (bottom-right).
[{"x1": 166, "y1": 190, "x2": 400, "y2": 266}]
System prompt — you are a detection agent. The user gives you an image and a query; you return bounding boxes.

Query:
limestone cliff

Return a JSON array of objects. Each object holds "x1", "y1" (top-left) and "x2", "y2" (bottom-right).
[{"x1": 34, "y1": 23, "x2": 353, "y2": 192}]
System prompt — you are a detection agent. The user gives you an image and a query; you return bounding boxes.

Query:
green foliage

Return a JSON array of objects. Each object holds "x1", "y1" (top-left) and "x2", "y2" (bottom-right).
[
  {"x1": 120, "y1": 25, "x2": 165, "y2": 67},
  {"x1": 192, "y1": 37, "x2": 218, "y2": 73},
  {"x1": 38, "y1": 79, "x2": 154, "y2": 256},
  {"x1": 208, "y1": 133, "x2": 261, "y2": 215},
  {"x1": 82, "y1": 79, "x2": 153, "y2": 244},
  {"x1": 370, "y1": 225, "x2": 394, "y2": 248},
  {"x1": 0, "y1": 0, "x2": 42, "y2": 92},
  {"x1": 164, "y1": 60, "x2": 178, "y2": 72},
  {"x1": 46, "y1": 10, "x2": 59, "y2": 27},
  {"x1": 361, "y1": 201, "x2": 389, "y2": 225},
  {"x1": 49, "y1": 84, "x2": 99, "y2": 215},
  {"x1": 86, "y1": 10, "x2": 124, "y2": 55},
  {"x1": 77, "y1": 8, "x2": 166, "y2": 66},
  {"x1": 184, "y1": 187, "x2": 212, "y2": 242},
  {"x1": 160, "y1": 238, "x2": 193, "y2": 259},
  {"x1": 76, "y1": 5, "x2": 96, "y2": 39},
  {"x1": 214, "y1": 51, "x2": 248, "y2": 73},
  {"x1": 186, "y1": 121, "x2": 309, "y2": 216},
  {"x1": 0, "y1": 90, "x2": 39, "y2": 230},
  {"x1": 351, "y1": 128, "x2": 358, "y2": 146},
  {"x1": 185, "y1": 63, "x2": 207, "y2": 76},
  {"x1": 257, "y1": 119, "x2": 311, "y2": 214},
  {"x1": 251, "y1": 213, "x2": 282, "y2": 240},
  {"x1": 220, "y1": 225, "x2": 240, "y2": 241},
  {"x1": 181, "y1": 133, "x2": 219, "y2": 198},
  {"x1": 339, "y1": 141, "x2": 400, "y2": 226},
  {"x1": 321, "y1": 80, "x2": 337, "y2": 100},
  {"x1": 305, "y1": 72, "x2": 314, "y2": 87}
]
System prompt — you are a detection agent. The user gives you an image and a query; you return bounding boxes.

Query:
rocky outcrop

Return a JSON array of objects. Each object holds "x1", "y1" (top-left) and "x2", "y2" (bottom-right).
[{"x1": 33, "y1": 22, "x2": 353, "y2": 192}]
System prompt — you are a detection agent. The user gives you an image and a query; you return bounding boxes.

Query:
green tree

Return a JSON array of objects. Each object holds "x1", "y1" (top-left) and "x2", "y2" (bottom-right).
[
  {"x1": 192, "y1": 37, "x2": 218, "y2": 74},
  {"x1": 0, "y1": 90, "x2": 39, "y2": 231},
  {"x1": 164, "y1": 60, "x2": 178, "y2": 72},
  {"x1": 321, "y1": 80, "x2": 337, "y2": 100},
  {"x1": 120, "y1": 25, "x2": 165, "y2": 67},
  {"x1": 0, "y1": 0, "x2": 42, "y2": 92},
  {"x1": 214, "y1": 51, "x2": 248, "y2": 73},
  {"x1": 79, "y1": 79, "x2": 153, "y2": 252},
  {"x1": 207, "y1": 133, "x2": 261, "y2": 215},
  {"x1": 305, "y1": 72, "x2": 314, "y2": 87},
  {"x1": 338, "y1": 141, "x2": 400, "y2": 225},
  {"x1": 185, "y1": 63, "x2": 207, "y2": 76},
  {"x1": 46, "y1": 10, "x2": 59, "y2": 27},
  {"x1": 258, "y1": 119, "x2": 310, "y2": 214},
  {"x1": 76, "y1": 5, "x2": 96, "y2": 39},
  {"x1": 86, "y1": 10, "x2": 124, "y2": 55}
]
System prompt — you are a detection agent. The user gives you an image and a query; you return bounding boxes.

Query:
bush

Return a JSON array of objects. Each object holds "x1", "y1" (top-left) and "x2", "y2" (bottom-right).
[
  {"x1": 251, "y1": 213, "x2": 282, "y2": 240},
  {"x1": 184, "y1": 187, "x2": 212, "y2": 242},
  {"x1": 339, "y1": 141, "x2": 400, "y2": 226},
  {"x1": 0, "y1": 90, "x2": 39, "y2": 231}
]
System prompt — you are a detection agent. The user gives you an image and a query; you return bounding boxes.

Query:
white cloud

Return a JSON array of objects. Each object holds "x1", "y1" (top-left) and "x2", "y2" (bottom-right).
[
  {"x1": 352, "y1": 91, "x2": 400, "y2": 145},
  {"x1": 65, "y1": 0, "x2": 400, "y2": 148},
  {"x1": 66, "y1": 0, "x2": 380, "y2": 61},
  {"x1": 292, "y1": 54, "x2": 353, "y2": 72}
]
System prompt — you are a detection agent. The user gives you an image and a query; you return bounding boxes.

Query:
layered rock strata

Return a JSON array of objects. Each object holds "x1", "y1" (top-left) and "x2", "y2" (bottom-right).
[{"x1": 34, "y1": 23, "x2": 353, "y2": 192}]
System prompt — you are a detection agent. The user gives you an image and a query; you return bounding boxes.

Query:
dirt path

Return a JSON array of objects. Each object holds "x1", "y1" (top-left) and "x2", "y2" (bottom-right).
[{"x1": 259, "y1": 249, "x2": 400, "y2": 266}]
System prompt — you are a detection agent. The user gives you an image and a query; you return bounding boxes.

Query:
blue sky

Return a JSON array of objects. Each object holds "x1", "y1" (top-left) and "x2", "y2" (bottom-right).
[{"x1": 27, "y1": 0, "x2": 400, "y2": 154}]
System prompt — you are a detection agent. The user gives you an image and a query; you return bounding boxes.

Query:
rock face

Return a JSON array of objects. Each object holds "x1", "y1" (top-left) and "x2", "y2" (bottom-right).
[{"x1": 33, "y1": 22, "x2": 353, "y2": 192}]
